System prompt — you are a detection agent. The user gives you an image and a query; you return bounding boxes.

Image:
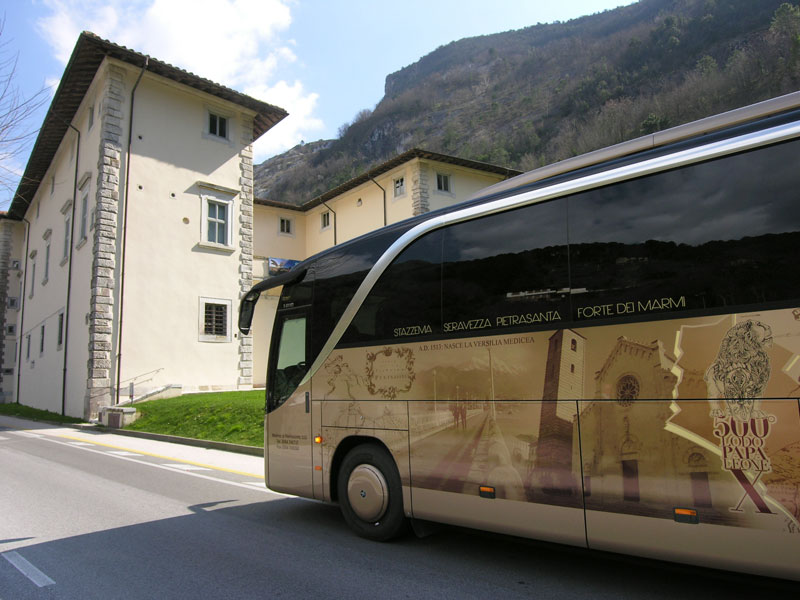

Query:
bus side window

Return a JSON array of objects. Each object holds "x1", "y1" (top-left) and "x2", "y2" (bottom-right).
[
  {"x1": 343, "y1": 231, "x2": 442, "y2": 344},
  {"x1": 313, "y1": 228, "x2": 406, "y2": 354},
  {"x1": 442, "y1": 199, "x2": 570, "y2": 332},
  {"x1": 568, "y1": 138, "x2": 800, "y2": 321}
]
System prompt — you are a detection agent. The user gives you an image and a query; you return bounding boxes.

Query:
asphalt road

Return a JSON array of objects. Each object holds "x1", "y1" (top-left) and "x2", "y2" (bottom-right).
[{"x1": 0, "y1": 416, "x2": 796, "y2": 599}]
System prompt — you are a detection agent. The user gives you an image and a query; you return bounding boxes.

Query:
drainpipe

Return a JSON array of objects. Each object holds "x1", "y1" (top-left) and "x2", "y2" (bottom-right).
[
  {"x1": 14, "y1": 217, "x2": 30, "y2": 404},
  {"x1": 114, "y1": 56, "x2": 149, "y2": 405},
  {"x1": 61, "y1": 123, "x2": 80, "y2": 415},
  {"x1": 321, "y1": 200, "x2": 337, "y2": 246},
  {"x1": 369, "y1": 177, "x2": 387, "y2": 227}
]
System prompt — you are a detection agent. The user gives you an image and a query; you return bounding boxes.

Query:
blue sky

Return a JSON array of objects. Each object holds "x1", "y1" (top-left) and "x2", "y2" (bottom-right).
[{"x1": 1, "y1": 0, "x2": 635, "y2": 209}]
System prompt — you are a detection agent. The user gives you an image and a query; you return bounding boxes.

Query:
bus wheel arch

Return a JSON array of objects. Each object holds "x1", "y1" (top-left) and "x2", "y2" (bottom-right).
[{"x1": 336, "y1": 441, "x2": 408, "y2": 541}]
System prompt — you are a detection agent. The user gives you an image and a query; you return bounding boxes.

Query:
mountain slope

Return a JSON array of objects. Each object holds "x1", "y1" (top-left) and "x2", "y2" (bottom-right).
[{"x1": 255, "y1": 0, "x2": 800, "y2": 205}]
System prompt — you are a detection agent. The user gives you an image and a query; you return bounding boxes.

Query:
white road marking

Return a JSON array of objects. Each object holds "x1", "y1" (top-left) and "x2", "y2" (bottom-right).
[
  {"x1": 161, "y1": 463, "x2": 211, "y2": 471},
  {"x1": 68, "y1": 442, "x2": 93, "y2": 446},
  {"x1": 11, "y1": 431, "x2": 42, "y2": 439},
  {"x1": 2, "y1": 551, "x2": 55, "y2": 587},
  {"x1": 0, "y1": 436, "x2": 9, "y2": 441},
  {"x1": 106, "y1": 451, "x2": 143, "y2": 457},
  {"x1": 36, "y1": 435, "x2": 289, "y2": 495}
]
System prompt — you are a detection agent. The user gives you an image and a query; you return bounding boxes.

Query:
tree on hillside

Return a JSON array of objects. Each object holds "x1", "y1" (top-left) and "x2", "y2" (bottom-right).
[{"x1": 770, "y1": 2, "x2": 800, "y2": 36}]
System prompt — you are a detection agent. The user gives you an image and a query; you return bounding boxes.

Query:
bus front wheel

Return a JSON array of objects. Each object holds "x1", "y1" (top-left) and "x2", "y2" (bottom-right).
[{"x1": 338, "y1": 444, "x2": 407, "y2": 541}]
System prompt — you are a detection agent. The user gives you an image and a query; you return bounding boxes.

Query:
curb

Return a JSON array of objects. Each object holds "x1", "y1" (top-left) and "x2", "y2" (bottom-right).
[{"x1": 70, "y1": 422, "x2": 264, "y2": 457}]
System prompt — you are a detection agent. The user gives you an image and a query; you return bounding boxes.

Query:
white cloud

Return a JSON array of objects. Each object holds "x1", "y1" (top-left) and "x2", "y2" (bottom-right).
[
  {"x1": 44, "y1": 77, "x2": 61, "y2": 97},
  {"x1": 248, "y1": 80, "x2": 324, "y2": 162},
  {"x1": 37, "y1": 1, "x2": 121, "y2": 63},
  {"x1": 35, "y1": 0, "x2": 322, "y2": 159}
]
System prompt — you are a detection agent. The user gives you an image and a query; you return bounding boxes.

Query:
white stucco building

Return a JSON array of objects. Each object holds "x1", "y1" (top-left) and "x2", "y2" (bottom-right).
[
  {"x1": 0, "y1": 34, "x2": 521, "y2": 418},
  {"x1": 0, "y1": 33, "x2": 287, "y2": 418}
]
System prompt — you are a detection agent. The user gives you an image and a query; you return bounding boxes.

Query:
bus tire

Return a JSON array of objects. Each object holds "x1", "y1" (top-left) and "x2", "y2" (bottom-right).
[{"x1": 338, "y1": 444, "x2": 408, "y2": 541}]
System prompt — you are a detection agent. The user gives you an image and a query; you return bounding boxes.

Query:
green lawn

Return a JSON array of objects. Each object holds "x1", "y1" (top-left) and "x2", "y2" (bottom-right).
[
  {"x1": 0, "y1": 403, "x2": 85, "y2": 424},
  {"x1": 124, "y1": 390, "x2": 266, "y2": 447}
]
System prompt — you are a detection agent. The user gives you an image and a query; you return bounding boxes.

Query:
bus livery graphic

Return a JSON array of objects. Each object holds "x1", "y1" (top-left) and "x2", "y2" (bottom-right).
[{"x1": 706, "y1": 320, "x2": 773, "y2": 420}]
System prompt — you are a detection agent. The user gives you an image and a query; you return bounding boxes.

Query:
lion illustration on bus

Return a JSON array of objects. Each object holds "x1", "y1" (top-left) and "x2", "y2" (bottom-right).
[{"x1": 705, "y1": 320, "x2": 772, "y2": 421}]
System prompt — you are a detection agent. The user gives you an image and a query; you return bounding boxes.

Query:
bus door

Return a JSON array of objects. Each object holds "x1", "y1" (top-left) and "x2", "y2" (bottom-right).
[{"x1": 266, "y1": 308, "x2": 313, "y2": 498}]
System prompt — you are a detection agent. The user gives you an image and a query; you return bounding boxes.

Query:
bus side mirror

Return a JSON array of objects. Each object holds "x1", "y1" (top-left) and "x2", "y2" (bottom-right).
[{"x1": 238, "y1": 290, "x2": 260, "y2": 335}]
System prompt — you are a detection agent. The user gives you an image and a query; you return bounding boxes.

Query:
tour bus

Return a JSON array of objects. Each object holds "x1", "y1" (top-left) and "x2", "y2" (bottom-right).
[{"x1": 239, "y1": 92, "x2": 800, "y2": 581}]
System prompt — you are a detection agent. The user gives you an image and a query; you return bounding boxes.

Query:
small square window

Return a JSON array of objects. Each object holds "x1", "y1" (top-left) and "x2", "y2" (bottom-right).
[
  {"x1": 209, "y1": 112, "x2": 228, "y2": 139},
  {"x1": 199, "y1": 297, "x2": 232, "y2": 342},
  {"x1": 393, "y1": 177, "x2": 405, "y2": 198},
  {"x1": 321, "y1": 211, "x2": 331, "y2": 230},
  {"x1": 436, "y1": 173, "x2": 451, "y2": 193},
  {"x1": 5, "y1": 324, "x2": 16, "y2": 335},
  {"x1": 280, "y1": 217, "x2": 293, "y2": 235},
  {"x1": 204, "y1": 303, "x2": 227, "y2": 337},
  {"x1": 7, "y1": 297, "x2": 19, "y2": 310}
]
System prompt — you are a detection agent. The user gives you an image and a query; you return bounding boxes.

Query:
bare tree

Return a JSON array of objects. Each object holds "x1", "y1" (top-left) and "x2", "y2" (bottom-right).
[{"x1": 0, "y1": 16, "x2": 49, "y2": 203}]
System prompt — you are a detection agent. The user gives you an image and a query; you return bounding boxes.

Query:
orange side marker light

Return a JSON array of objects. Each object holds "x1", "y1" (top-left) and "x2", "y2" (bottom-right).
[
  {"x1": 479, "y1": 486, "x2": 496, "y2": 499},
  {"x1": 674, "y1": 507, "x2": 699, "y2": 524},
  {"x1": 314, "y1": 436, "x2": 323, "y2": 444}
]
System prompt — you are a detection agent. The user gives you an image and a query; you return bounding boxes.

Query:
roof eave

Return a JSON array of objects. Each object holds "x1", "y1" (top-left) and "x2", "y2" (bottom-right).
[{"x1": 257, "y1": 148, "x2": 521, "y2": 211}]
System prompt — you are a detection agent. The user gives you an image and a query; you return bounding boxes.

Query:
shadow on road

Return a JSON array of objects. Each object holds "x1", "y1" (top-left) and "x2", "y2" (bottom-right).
[{"x1": 3, "y1": 492, "x2": 797, "y2": 599}]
